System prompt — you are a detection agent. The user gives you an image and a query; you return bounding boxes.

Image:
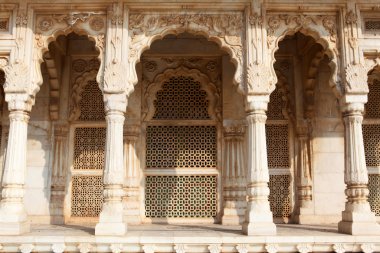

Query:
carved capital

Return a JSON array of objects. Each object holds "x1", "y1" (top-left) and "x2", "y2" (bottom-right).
[
  {"x1": 345, "y1": 63, "x2": 371, "y2": 94},
  {"x1": 3, "y1": 62, "x2": 33, "y2": 94},
  {"x1": 104, "y1": 94, "x2": 128, "y2": 114},
  {"x1": 5, "y1": 93, "x2": 34, "y2": 112},
  {"x1": 103, "y1": 62, "x2": 133, "y2": 95},
  {"x1": 246, "y1": 63, "x2": 276, "y2": 95}
]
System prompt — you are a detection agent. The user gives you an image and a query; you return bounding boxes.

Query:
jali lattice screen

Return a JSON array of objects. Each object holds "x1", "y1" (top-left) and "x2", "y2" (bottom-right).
[
  {"x1": 73, "y1": 127, "x2": 106, "y2": 170},
  {"x1": 369, "y1": 174, "x2": 380, "y2": 216},
  {"x1": 269, "y1": 175, "x2": 291, "y2": 218},
  {"x1": 145, "y1": 175, "x2": 217, "y2": 218},
  {"x1": 266, "y1": 124, "x2": 289, "y2": 168},
  {"x1": 146, "y1": 125, "x2": 217, "y2": 168},
  {"x1": 79, "y1": 80, "x2": 105, "y2": 121},
  {"x1": 153, "y1": 76, "x2": 210, "y2": 120},
  {"x1": 71, "y1": 175, "x2": 103, "y2": 217}
]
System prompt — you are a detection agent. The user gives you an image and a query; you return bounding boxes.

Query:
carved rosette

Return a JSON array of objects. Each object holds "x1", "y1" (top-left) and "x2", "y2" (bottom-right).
[
  {"x1": 103, "y1": 62, "x2": 133, "y2": 96},
  {"x1": 128, "y1": 12, "x2": 244, "y2": 94}
]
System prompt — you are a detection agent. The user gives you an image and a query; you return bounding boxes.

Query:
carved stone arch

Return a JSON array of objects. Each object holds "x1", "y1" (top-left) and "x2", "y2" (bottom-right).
[
  {"x1": 274, "y1": 69, "x2": 294, "y2": 123},
  {"x1": 128, "y1": 13, "x2": 244, "y2": 96},
  {"x1": 142, "y1": 66, "x2": 221, "y2": 122},
  {"x1": 69, "y1": 69, "x2": 99, "y2": 121},
  {"x1": 267, "y1": 14, "x2": 341, "y2": 98},
  {"x1": 33, "y1": 13, "x2": 105, "y2": 96}
]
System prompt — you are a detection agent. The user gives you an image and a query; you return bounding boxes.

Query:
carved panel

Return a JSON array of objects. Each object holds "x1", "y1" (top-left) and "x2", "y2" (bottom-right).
[
  {"x1": 363, "y1": 125, "x2": 380, "y2": 167},
  {"x1": 71, "y1": 175, "x2": 103, "y2": 217},
  {"x1": 145, "y1": 175, "x2": 217, "y2": 218},
  {"x1": 368, "y1": 174, "x2": 380, "y2": 216},
  {"x1": 269, "y1": 175, "x2": 291, "y2": 218},
  {"x1": 267, "y1": 87, "x2": 285, "y2": 120},
  {"x1": 78, "y1": 80, "x2": 105, "y2": 121},
  {"x1": 0, "y1": 19, "x2": 8, "y2": 31},
  {"x1": 266, "y1": 125, "x2": 289, "y2": 168},
  {"x1": 73, "y1": 127, "x2": 106, "y2": 170},
  {"x1": 364, "y1": 19, "x2": 380, "y2": 32},
  {"x1": 146, "y1": 126, "x2": 217, "y2": 169}
]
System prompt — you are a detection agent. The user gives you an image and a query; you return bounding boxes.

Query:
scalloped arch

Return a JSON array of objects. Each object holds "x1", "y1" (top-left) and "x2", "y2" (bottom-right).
[{"x1": 142, "y1": 66, "x2": 222, "y2": 122}]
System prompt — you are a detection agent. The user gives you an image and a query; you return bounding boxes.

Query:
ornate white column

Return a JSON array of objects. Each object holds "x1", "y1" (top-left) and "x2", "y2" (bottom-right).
[
  {"x1": 123, "y1": 125, "x2": 141, "y2": 224},
  {"x1": 242, "y1": 96, "x2": 276, "y2": 235},
  {"x1": 221, "y1": 125, "x2": 246, "y2": 225},
  {"x1": 294, "y1": 122, "x2": 313, "y2": 223},
  {"x1": 50, "y1": 124, "x2": 68, "y2": 224},
  {"x1": 338, "y1": 102, "x2": 380, "y2": 235},
  {"x1": 95, "y1": 94, "x2": 128, "y2": 235},
  {"x1": 0, "y1": 94, "x2": 33, "y2": 235}
]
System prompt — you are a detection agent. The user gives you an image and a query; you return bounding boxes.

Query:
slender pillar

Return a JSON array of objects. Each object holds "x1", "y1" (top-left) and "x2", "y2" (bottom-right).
[
  {"x1": 338, "y1": 102, "x2": 380, "y2": 235},
  {"x1": 0, "y1": 105, "x2": 31, "y2": 235},
  {"x1": 222, "y1": 125, "x2": 246, "y2": 225},
  {"x1": 242, "y1": 97, "x2": 276, "y2": 235},
  {"x1": 95, "y1": 95, "x2": 128, "y2": 235},
  {"x1": 50, "y1": 124, "x2": 68, "y2": 224},
  {"x1": 123, "y1": 125, "x2": 141, "y2": 224},
  {"x1": 294, "y1": 122, "x2": 314, "y2": 223}
]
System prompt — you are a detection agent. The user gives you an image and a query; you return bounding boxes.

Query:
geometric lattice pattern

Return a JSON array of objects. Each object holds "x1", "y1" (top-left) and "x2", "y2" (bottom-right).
[
  {"x1": 73, "y1": 127, "x2": 106, "y2": 170},
  {"x1": 78, "y1": 80, "x2": 105, "y2": 121},
  {"x1": 369, "y1": 174, "x2": 380, "y2": 216},
  {"x1": 146, "y1": 126, "x2": 217, "y2": 168},
  {"x1": 145, "y1": 175, "x2": 217, "y2": 218},
  {"x1": 266, "y1": 124, "x2": 289, "y2": 168},
  {"x1": 267, "y1": 87, "x2": 285, "y2": 120},
  {"x1": 71, "y1": 175, "x2": 104, "y2": 217},
  {"x1": 365, "y1": 20, "x2": 380, "y2": 31},
  {"x1": 269, "y1": 175, "x2": 291, "y2": 218},
  {"x1": 365, "y1": 80, "x2": 380, "y2": 118},
  {"x1": 153, "y1": 76, "x2": 210, "y2": 120},
  {"x1": 363, "y1": 125, "x2": 380, "y2": 167},
  {"x1": 0, "y1": 19, "x2": 8, "y2": 31}
]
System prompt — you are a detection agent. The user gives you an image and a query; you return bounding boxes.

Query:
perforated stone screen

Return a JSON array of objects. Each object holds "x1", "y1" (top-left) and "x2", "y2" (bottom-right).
[
  {"x1": 73, "y1": 127, "x2": 106, "y2": 170},
  {"x1": 0, "y1": 19, "x2": 8, "y2": 31},
  {"x1": 153, "y1": 76, "x2": 210, "y2": 120},
  {"x1": 266, "y1": 124, "x2": 289, "y2": 168},
  {"x1": 267, "y1": 87, "x2": 285, "y2": 120},
  {"x1": 365, "y1": 80, "x2": 380, "y2": 118},
  {"x1": 369, "y1": 174, "x2": 380, "y2": 216},
  {"x1": 363, "y1": 125, "x2": 380, "y2": 167},
  {"x1": 365, "y1": 20, "x2": 380, "y2": 31},
  {"x1": 269, "y1": 175, "x2": 291, "y2": 218},
  {"x1": 145, "y1": 175, "x2": 217, "y2": 218},
  {"x1": 78, "y1": 80, "x2": 105, "y2": 121},
  {"x1": 71, "y1": 175, "x2": 103, "y2": 217},
  {"x1": 145, "y1": 125, "x2": 217, "y2": 168}
]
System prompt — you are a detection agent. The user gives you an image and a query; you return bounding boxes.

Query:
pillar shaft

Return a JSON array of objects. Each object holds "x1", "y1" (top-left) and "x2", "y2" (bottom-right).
[
  {"x1": 123, "y1": 126, "x2": 141, "y2": 224},
  {"x1": 242, "y1": 99, "x2": 276, "y2": 235},
  {"x1": 95, "y1": 96, "x2": 127, "y2": 236},
  {"x1": 0, "y1": 110, "x2": 30, "y2": 235},
  {"x1": 338, "y1": 103, "x2": 380, "y2": 235},
  {"x1": 222, "y1": 126, "x2": 246, "y2": 225}
]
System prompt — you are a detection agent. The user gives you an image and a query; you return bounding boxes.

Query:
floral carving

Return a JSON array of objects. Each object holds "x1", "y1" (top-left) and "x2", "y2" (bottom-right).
[
  {"x1": 361, "y1": 243, "x2": 375, "y2": 253},
  {"x1": 35, "y1": 33, "x2": 45, "y2": 48},
  {"x1": 144, "y1": 61, "x2": 157, "y2": 72},
  {"x1": 16, "y1": 13, "x2": 28, "y2": 27},
  {"x1": 89, "y1": 16, "x2": 105, "y2": 31},
  {"x1": 345, "y1": 10, "x2": 357, "y2": 24},
  {"x1": 236, "y1": 244, "x2": 249, "y2": 253},
  {"x1": 51, "y1": 243, "x2": 65, "y2": 253},
  {"x1": 19, "y1": 244, "x2": 34, "y2": 253},
  {"x1": 265, "y1": 244, "x2": 279, "y2": 253},
  {"x1": 38, "y1": 17, "x2": 54, "y2": 31},
  {"x1": 249, "y1": 12, "x2": 263, "y2": 26},
  {"x1": 143, "y1": 245, "x2": 155, "y2": 253},
  {"x1": 174, "y1": 244, "x2": 187, "y2": 253},
  {"x1": 297, "y1": 244, "x2": 312, "y2": 253},
  {"x1": 208, "y1": 244, "x2": 222, "y2": 253},
  {"x1": 246, "y1": 63, "x2": 276, "y2": 94},
  {"x1": 110, "y1": 244, "x2": 123, "y2": 253},
  {"x1": 332, "y1": 244, "x2": 346, "y2": 253},
  {"x1": 78, "y1": 243, "x2": 93, "y2": 253},
  {"x1": 53, "y1": 12, "x2": 92, "y2": 26},
  {"x1": 111, "y1": 15, "x2": 123, "y2": 26},
  {"x1": 322, "y1": 16, "x2": 337, "y2": 42},
  {"x1": 345, "y1": 63, "x2": 371, "y2": 94},
  {"x1": 72, "y1": 59, "x2": 88, "y2": 72},
  {"x1": 280, "y1": 14, "x2": 317, "y2": 27},
  {"x1": 0, "y1": 57, "x2": 8, "y2": 68}
]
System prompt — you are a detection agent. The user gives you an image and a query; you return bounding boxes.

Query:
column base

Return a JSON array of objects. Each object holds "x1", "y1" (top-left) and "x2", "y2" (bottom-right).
[
  {"x1": 242, "y1": 221, "x2": 276, "y2": 235},
  {"x1": 293, "y1": 206, "x2": 314, "y2": 224},
  {"x1": 222, "y1": 214, "x2": 244, "y2": 225},
  {"x1": 95, "y1": 222, "x2": 127, "y2": 236},
  {"x1": 0, "y1": 220, "x2": 30, "y2": 235},
  {"x1": 338, "y1": 211, "x2": 380, "y2": 235}
]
